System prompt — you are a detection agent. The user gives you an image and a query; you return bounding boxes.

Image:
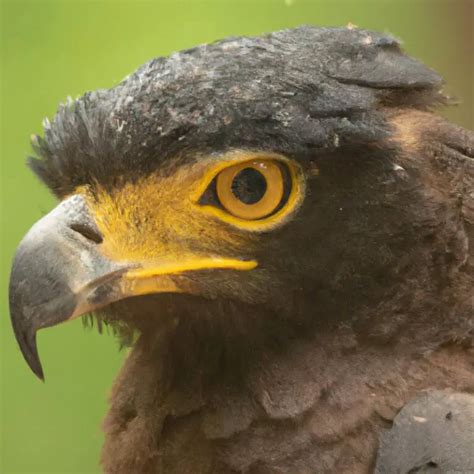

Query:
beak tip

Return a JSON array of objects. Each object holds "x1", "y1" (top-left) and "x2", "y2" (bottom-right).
[
  {"x1": 24, "y1": 338, "x2": 45, "y2": 381},
  {"x1": 29, "y1": 352, "x2": 45, "y2": 381},
  {"x1": 11, "y1": 321, "x2": 45, "y2": 381},
  {"x1": 25, "y1": 347, "x2": 45, "y2": 381},
  {"x1": 30, "y1": 361, "x2": 45, "y2": 381}
]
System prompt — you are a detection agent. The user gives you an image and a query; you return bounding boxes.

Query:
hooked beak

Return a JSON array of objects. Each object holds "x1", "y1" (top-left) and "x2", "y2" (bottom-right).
[{"x1": 9, "y1": 195, "x2": 255, "y2": 380}]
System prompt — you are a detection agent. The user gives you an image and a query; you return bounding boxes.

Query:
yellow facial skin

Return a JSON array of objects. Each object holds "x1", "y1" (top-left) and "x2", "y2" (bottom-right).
[{"x1": 76, "y1": 151, "x2": 305, "y2": 298}]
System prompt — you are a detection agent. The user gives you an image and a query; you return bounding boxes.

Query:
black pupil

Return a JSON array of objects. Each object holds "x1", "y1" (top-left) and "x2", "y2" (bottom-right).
[{"x1": 231, "y1": 168, "x2": 267, "y2": 204}]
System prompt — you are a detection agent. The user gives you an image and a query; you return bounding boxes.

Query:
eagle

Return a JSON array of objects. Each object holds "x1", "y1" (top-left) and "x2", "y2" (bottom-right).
[{"x1": 9, "y1": 26, "x2": 474, "y2": 473}]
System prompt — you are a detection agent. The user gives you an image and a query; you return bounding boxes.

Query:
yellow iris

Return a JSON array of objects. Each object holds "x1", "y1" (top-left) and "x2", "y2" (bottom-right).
[{"x1": 216, "y1": 160, "x2": 284, "y2": 220}]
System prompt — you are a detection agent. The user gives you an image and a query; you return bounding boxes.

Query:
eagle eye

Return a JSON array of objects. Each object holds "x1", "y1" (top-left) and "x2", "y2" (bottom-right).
[
  {"x1": 195, "y1": 154, "x2": 304, "y2": 230},
  {"x1": 215, "y1": 160, "x2": 288, "y2": 220}
]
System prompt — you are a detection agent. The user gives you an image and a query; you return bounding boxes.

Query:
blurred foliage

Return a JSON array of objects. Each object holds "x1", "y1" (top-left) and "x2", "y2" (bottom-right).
[{"x1": 1, "y1": 0, "x2": 472, "y2": 472}]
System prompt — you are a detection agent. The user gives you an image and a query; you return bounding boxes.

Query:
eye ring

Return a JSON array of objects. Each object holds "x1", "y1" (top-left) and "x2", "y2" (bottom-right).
[
  {"x1": 216, "y1": 160, "x2": 284, "y2": 220},
  {"x1": 194, "y1": 152, "x2": 305, "y2": 231}
]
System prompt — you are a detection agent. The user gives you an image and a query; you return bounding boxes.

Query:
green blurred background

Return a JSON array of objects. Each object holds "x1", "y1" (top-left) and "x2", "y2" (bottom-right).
[{"x1": 1, "y1": 0, "x2": 472, "y2": 472}]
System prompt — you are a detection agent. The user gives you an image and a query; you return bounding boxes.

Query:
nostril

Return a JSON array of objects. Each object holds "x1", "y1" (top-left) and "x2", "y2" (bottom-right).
[{"x1": 70, "y1": 223, "x2": 103, "y2": 244}]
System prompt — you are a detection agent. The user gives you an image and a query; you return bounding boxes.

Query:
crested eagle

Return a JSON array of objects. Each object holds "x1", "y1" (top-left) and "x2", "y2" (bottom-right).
[{"x1": 9, "y1": 26, "x2": 474, "y2": 473}]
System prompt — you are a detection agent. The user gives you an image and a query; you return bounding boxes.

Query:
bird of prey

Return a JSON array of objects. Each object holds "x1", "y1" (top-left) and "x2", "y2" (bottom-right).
[{"x1": 9, "y1": 26, "x2": 474, "y2": 473}]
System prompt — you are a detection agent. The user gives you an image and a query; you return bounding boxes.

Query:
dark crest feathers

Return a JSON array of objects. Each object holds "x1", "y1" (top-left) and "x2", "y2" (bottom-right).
[{"x1": 29, "y1": 26, "x2": 444, "y2": 196}]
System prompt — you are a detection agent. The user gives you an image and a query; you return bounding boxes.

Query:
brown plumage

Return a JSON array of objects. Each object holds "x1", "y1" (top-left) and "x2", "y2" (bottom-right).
[
  {"x1": 9, "y1": 27, "x2": 474, "y2": 473},
  {"x1": 100, "y1": 112, "x2": 474, "y2": 474}
]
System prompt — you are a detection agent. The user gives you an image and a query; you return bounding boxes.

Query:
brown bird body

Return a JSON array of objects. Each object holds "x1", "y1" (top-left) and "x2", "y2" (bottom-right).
[
  {"x1": 101, "y1": 112, "x2": 474, "y2": 474},
  {"x1": 8, "y1": 27, "x2": 474, "y2": 473}
]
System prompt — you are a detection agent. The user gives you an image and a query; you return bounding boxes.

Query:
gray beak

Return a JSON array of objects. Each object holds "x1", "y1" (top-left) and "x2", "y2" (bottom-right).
[{"x1": 9, "y1": 195, "x2": 128, "y2": 380}]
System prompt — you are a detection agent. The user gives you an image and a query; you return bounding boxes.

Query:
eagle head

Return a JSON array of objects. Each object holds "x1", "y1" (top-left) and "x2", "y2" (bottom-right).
[{"x1": 9, "y1": 27, "x2": 472, "y2": 388}]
